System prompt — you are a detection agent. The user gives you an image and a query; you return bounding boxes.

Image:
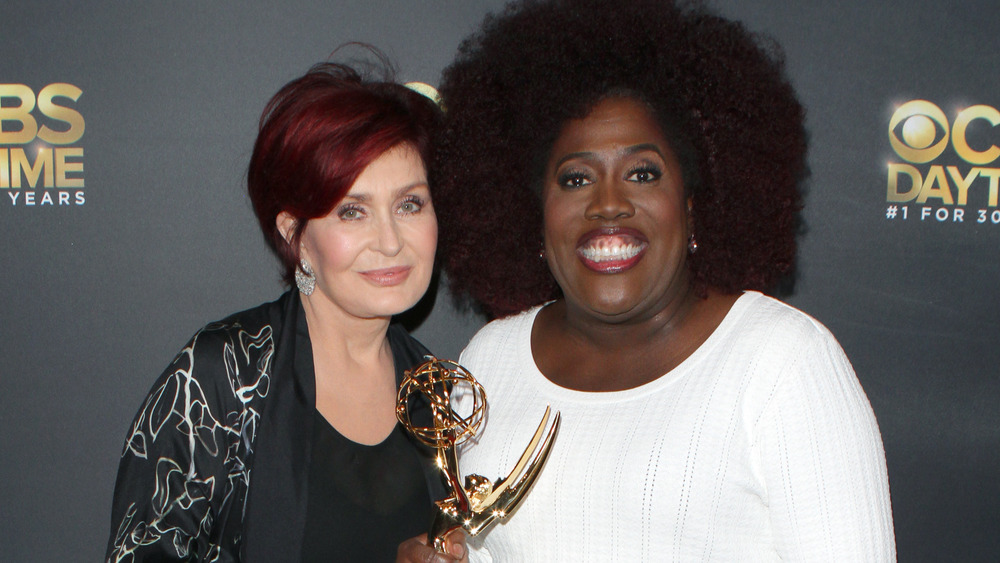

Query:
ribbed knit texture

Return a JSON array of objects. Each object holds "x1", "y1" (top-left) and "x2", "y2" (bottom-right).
[{"x1": 456, "y1": 291, "x2": 895, "y2": 562}]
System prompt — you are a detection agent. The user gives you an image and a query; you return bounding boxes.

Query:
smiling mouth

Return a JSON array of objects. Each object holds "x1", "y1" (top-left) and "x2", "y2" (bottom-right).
[
  {"x1": 576, "y1": 228, "x2": 648, "y2": 273},
  {"x1": 360, "y1": 266, "x2": 412, "y2": 286}
]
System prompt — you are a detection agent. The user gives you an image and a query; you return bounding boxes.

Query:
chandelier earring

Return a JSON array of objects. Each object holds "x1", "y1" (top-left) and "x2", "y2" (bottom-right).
[
  {"x1": 687, "y1": 233, "x2": 698, "y2": 254},
  {"x1": 295, "y1": 259, "x2": 316, "y2": 295}
]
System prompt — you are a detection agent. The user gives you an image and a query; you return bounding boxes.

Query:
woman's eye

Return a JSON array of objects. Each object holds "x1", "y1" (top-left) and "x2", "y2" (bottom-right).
[
  {"x1": 557, "y1": 171, "x2": 593, "y2": 189},
  {"x1": 337, "y1": 205, "x2": 364, "y2": 220},
  {"x1": 626, "y1": 166, "x2": 662, "y2": 183},
  {"x1": 398, "y1": 196, "x2": 424, "y2": 214}
]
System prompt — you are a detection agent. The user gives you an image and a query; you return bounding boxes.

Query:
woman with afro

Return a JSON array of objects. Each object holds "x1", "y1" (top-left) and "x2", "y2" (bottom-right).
[{"x1": 402, "y1": 0, "x2": 895, "y2": 560}]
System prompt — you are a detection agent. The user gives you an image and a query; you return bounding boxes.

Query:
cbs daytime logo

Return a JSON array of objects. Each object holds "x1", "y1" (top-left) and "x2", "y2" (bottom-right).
[
  {"x1": 1, "y1": 83, "x2": 85, "y2": 207},
  {"x1": 886, "y1": 100, "x2": 999, "y2": 224}
]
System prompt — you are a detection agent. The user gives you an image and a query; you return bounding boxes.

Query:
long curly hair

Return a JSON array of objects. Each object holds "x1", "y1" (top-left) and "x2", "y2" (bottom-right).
[{"x1": 432, "y1": 0, "x2": 807, "y2": 318}]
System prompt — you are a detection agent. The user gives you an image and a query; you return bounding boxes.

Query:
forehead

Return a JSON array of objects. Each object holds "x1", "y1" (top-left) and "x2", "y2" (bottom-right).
[
  {"x1": 549, "y1": 97, "x2": 671, "y2": 157},
  {"x1": 346, "y1": 143, "x2": 427, "y2": 195}
]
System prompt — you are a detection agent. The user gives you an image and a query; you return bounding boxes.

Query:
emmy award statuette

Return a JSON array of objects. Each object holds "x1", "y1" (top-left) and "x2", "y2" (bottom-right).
[{"x1": 396, "y1": 357, "x2": 560, "y2": 552}]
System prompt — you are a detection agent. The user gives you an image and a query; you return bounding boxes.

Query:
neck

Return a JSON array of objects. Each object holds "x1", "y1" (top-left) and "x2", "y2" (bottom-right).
[
  {"x1": 532, "y1": 287, "x2": 739, "y2": 392},
  {"x1": 300, "y1": 291, "x2": 400, "y2": 445},
  {"x1": 561, "y1": 285, "x2": 702, "y2": 350},
  {"x1": 299, "y1": 292, "x2": 392, "y2": 366}
]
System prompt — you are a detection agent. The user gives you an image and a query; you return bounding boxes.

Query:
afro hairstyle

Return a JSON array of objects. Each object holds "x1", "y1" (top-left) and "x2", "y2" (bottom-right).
[{"x1": 432, "y1": 0, "x2": 807, "y2": 318}]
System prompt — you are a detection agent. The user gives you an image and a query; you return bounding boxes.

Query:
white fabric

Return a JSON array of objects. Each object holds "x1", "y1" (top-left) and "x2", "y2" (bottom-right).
[{"x1": 455, "y1": 291, "x2": 895, "y2": 562}]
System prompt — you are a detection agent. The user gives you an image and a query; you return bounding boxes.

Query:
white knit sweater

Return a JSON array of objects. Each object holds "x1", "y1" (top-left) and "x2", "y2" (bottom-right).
[{"x1": 455, "y1": 291, "x2": 895, "y2": 562}]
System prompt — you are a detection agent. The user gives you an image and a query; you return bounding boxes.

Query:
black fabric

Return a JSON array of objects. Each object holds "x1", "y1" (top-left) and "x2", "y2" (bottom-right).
[
  {"x1": 106, "y1": 291, "x2": 443, "y2": 562},
  {"x1": 300, "y1": 412, "x2": 433, "y2": 561}
]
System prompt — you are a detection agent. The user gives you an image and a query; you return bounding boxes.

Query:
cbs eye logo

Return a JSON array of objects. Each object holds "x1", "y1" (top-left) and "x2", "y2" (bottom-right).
[{"x1": 889, "y1": 100, "x2": 1000, "y2": 165}]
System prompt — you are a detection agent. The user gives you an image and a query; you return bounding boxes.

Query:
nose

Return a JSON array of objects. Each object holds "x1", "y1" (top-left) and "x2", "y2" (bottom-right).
[
  {"x1": 585, "y1": 179, "x2": 635, "y2": 220},
  {"x1": 374, "y1": 215, "x2": 403, "y2": 256}
]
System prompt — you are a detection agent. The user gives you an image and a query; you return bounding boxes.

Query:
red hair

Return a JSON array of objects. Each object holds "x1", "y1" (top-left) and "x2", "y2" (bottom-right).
[{"x1": 248, "y1": 61, "x2": 441, "y2": 284}]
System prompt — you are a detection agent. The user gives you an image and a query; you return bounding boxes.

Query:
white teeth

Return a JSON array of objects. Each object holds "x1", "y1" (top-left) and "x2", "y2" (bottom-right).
[{"x1": 579, "y1": 243, "x2": 644, "y2": 262}]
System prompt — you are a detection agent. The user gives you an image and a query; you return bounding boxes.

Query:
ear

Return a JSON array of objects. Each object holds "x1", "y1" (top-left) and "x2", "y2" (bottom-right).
[{"x1": 276, "y1": 211, "x2": 297, "y2": 245}]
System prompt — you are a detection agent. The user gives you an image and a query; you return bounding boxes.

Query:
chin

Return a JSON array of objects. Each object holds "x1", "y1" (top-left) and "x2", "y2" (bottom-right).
[
  {"x1": 578, "y1": 296, "x2": 641, "y2": 319},
  {"x1": 372, "y1": 290, "x2": 428, "y2": 317},
  {"x1": 589, "y1": 306, "x2": 640, "y2": 321}
]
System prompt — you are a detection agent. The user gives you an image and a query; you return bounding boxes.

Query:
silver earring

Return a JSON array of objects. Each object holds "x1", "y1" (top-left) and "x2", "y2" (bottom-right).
[
  {"x1": 687, "y1": 233, "x2": 698, "y2": 254},
  {"x1": 295, "y1": 259, "x2": 315, "y2": 295}
]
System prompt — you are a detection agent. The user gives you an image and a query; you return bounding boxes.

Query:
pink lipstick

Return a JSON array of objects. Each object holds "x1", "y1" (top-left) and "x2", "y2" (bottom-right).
[{"x1": 360, "y1": 266, "x2": 412, "y2": 286}]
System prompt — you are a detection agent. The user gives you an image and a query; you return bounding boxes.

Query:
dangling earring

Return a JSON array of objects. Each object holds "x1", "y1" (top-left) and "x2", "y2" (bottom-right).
[
  {"x1": 687, "y1": 233, "x2": 698, "y2": 254},
  {"x1": 295, "y1": 259, "x2": 316, "y2": 295},
  {"x1": 686, "y1": 198, "x2": 698, "y2": 255}
]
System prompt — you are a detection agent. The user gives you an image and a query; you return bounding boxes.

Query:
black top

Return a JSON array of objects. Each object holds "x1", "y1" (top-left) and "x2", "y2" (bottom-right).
[{"x1": 301, "y1": 412, "x2": 434, "y2": 561}]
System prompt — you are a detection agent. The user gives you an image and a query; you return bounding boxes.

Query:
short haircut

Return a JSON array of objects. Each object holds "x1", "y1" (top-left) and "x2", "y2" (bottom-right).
[{"x1": 248, "y1": 59, "x2": 442, "y2": 285}]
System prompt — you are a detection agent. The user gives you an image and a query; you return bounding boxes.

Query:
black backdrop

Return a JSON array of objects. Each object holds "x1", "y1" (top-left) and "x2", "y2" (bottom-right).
[{"x1": 2, "y1": 1, "x2": 997, "y2": 560}]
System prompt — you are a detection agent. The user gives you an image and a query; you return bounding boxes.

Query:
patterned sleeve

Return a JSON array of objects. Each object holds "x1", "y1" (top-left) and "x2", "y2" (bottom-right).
[
  {"x1": 756, "y1": 323, "x2": 896, "y2": 561},
  {"x1": 105, "y1": 322, "x2": 273, "y2": 562}
]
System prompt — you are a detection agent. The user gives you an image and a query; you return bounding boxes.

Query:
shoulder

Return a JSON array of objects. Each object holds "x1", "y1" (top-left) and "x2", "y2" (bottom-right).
[
  {"x1": 728, "y1": 294, "x2": 874, "y2": 439},
  {"x1": 107, "y1": 295, "x2": 295, "y2": 560},
  {"x1": 152, "y1": 293, "x2": 292, "y2": 411},
  {"x1": 466, "y1": 306, "x2": 541, "y2": 349},
  {"x1": 726, "y1": 291, "x2": 844, "y2": 362},
  {"x1": 734, "y1": 299, "x2": 892, "y2": 558},
  {"x1": 736, "y1": 291, "x2": 831, "y2": 335},
  {"x1": 717, "y1": 292, "x2": 859, "y2": 411},
  {"x1": 200, "y1": 292, "x2": 291, "y2": 346},
  {"x1": 119, "y1": 294, "x2": 293, "y2": 463},
  {"x1": 460, "y1": 306, "x2": 540, "y2": 364},
  {"x1": 189, "y1": 292, "x2": 293, "y2": 362}
]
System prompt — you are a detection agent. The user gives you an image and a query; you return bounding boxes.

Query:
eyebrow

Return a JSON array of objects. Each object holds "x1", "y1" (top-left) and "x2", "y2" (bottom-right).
[
  {"x1": 341, "y1": 181, "x2": 430, "y2": 203},
  {"x1": 553, "y1": 143, "x2": 665, "y2": 168},
  {"x1": 624, "y1": 143, "x2": 665, "y2": 158}
]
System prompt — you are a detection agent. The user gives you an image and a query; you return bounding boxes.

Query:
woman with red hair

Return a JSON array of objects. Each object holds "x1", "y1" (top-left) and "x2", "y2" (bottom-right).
[{"x1": 107, "y1": 59, "x2": 443, "y2": 561}]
